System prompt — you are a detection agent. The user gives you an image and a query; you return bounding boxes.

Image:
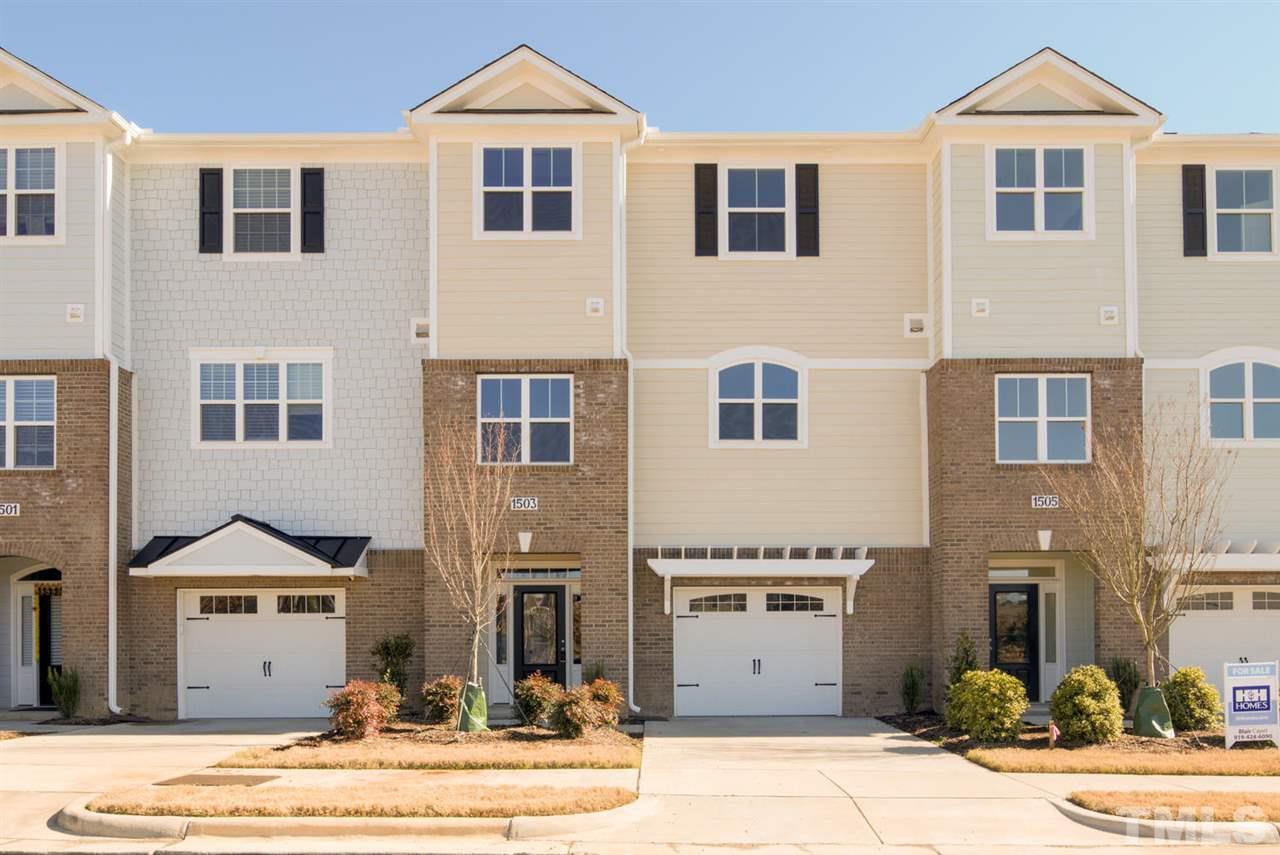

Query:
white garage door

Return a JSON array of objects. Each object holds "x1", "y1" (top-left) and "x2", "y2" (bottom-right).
[
  {"x1": 179, "y1": 589, "x2": 345, "y2": 718},
  {"x1": 1169, "y1": 587, "x2": 1280, "y2": 696},
  {"x1": 673, "y1": 587, "x2": 841, "y2": 717}
]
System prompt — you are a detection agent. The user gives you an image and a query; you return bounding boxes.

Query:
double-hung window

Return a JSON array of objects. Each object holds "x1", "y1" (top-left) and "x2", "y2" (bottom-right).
[
  {"x1": 478, "y1": 375, "x2": 573, "y2": 464},
  {"x1": 0, "y1": 145, "x2": 59, "y2": 240},
  {"x1": 1212, "y1": 169, "x2": 1274, "y2": 254},
  {"x1": 229, "y1": 167, "x2": 295, "y2": 254},
  {"x1": 477, "y1": 145, "x2": 577, "y2": 237},
  {"x1": 996, "y1": 375, "x2": 1090, "y2": 463},
  {"x1": 723, "y1": 167, "x2": 790, "y2": 255},
  {"x1": 992, "y1": 146, "x2": 1089, "y2": 236},
  {"x1": 713, "y1": 361, "x2": 802, "y2": 446},
  {"x1": 193, "y1": 350, "x2": 330, "y2": 446},
  {"x1": 0, "y1": 378, "x2": 56, "y2": 469},
  {"x1": 1207, "y1": 360, "x2": 1280, "y2": 442}
]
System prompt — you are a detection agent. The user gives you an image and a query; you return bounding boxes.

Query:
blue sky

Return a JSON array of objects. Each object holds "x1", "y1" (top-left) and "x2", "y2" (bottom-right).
[{"x1": 1, "y1": 1, "x2": 1277, "y2": 134}]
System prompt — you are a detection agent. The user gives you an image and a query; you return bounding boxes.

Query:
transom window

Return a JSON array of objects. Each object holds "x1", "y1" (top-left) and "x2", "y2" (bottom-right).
[
  {"x1": 194, "y1": 354, "x2": 328, "y2": 447},
  {"x1": 198, "y1": 595, "x2": 258, "y2": 615},
  {"x1": 230, "y1": 167, "x2": 295, "y2": 253},
  {"x1": 726, "y1": 168, "x2": 787, "y2": 253},
  {"x1": 479, "y1": 145, "x2": 576, "y2": 235},
  {"x1": 765, "y1": 592, "x2": 825, "y2": 612},
  {"x1": 992, "y1": 146, "x2": 1088, "y2": 235},
  {"x1": 714, "y1": 361, "x2": 801, "y2": 446},
  {"x1": 996, "y1": 375, "x2": 1090, "y2": 463},
  {"x1": 0, "y1": 146, "x2": 58, "y2": 239},
  {"x1": 477, "y1": 375, "x2": 573, "y2": 464},
  {"x1": 1208, "y1": 361, "x2": 1280, "y2": 442},
  {"x1": 1213, "y1": 169, "x2": 1274, "y2": 254},
  {"x1": 277, "y1": 594, "x2": 336, "y2": 615},
  {"x1": 0, "y1": 377, "x2": 56, "y2": 470},
  {"x1": 1181, "y1": 591, "x2": 1233, "y2": 612},
  {"x1": 688, "y1": 593, "x2": 747, "y2": 613}
]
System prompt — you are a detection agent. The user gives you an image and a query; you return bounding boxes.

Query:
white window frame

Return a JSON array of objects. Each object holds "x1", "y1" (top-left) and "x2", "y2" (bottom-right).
[
  {"x1": 709, "y1": 360, "x2": 807, "y2": 449},
  {"x1": 986, "y1": 144, "x2": 1095, "y2": 241},
  {"x1": 1207, "y1": 165, "x2": 1278, "y2": 261},
  {"x1": 1203, "y1": 358, "x2": 1280, "y2": 447},
  {"x1": 475, "y1": 374, "x2": 574, "y2": 465},
  {"x1": 718, "y1": 163, "x2": 796, "y2": 260},
  {"x1": 0, "y1": 376, "x2": 57, "y2": 470},
  {"x1": 472, "y1": 143, "x2": 582, "y2": 241},
  {"x1": 189, "y1": 347, "x2": 333, "y2": 449},
  {"x1": 994, "y1": 374, "x2": 1092, "y2": 464},
  {"x1": 222, "y1": 165, "x2": 301, "y2": 261},
  {"x1": 0, "y1": 143, "x2": 65, "y2": 245}
]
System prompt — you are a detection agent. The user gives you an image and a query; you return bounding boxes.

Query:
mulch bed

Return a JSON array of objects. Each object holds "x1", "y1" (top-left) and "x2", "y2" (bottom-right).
[{"x1": 313, "y1": 719, "x2": 639, "y2": 748}]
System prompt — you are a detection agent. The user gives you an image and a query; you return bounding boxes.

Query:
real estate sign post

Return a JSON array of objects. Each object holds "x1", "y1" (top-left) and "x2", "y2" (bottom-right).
[{"x1": 1223, "y1": 661, "x2": 1279, "y2": 749}]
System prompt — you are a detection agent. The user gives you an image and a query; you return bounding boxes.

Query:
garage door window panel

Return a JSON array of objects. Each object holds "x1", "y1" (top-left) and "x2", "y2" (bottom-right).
[
  {"x1": 1181, "y1": 591, "x2": 1233, "y2": 611},
  {"x1": 766, "y1": 592, "x2": 825, "y2": 612},
  {"x1": 1253, "y1": 591, "x2": 1280, "y2": 610},
  {"x1": 688, "y1": 593, "x2": 747, "y2": 613}
]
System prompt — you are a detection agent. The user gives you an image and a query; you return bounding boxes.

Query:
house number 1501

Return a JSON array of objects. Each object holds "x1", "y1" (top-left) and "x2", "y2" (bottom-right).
[
  {"x1": 0, "y1": 503, "x2": 19, "y2": 517},
  {"x1": 511, "y1": 497, "x2": 538, "y2": 511}
]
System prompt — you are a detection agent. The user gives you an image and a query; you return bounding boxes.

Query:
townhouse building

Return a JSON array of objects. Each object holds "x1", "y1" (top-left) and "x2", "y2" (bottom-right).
[{"x1": 1, "y1": 44, "x2": 1276, "y2": 720}]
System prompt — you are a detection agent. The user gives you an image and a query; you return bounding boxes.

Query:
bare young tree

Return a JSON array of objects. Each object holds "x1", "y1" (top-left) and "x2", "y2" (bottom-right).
[
  {"x1": 423, "y1": 412, "x2": 517, "y2": 717},
  {"x1": 1040, "y1": 396, "x2": 1233, "y2": 687}
]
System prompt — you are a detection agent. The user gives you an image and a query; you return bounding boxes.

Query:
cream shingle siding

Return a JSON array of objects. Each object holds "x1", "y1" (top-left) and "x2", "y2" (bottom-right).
[
  {"x1": 950, "y1": 143, "x2": 1127, "y2": 357},
  {"x1": 1138, "y1": 162, "x2": 1280, "y2": 359},
  {"x1": 634, "y1": 367, "x2": 923, "y2": 544},
  {"x1": 929, "y1": 153, "x2": 943, "y2": 352},
  {"x1": 435, "y1": 141, "x2": 614, "y2": 358},
  {"x1": 626, "y1": 160, "x2": 929, "y2": 359}
]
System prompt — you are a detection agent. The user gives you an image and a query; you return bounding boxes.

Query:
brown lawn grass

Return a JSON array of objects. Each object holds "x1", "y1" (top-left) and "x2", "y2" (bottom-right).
[
  {"x1": 0, "y1": 731, "x2": 24, "y2": 741},
  {"x1": 1070, "y1": 790, "x2": 1280, "y2": 822},
  {"x1": 88, "y1": 783, "x2": 636, "y2": 818},
  {"x1": 218, "y1": 722, "x2": 641, "y2": 771}
]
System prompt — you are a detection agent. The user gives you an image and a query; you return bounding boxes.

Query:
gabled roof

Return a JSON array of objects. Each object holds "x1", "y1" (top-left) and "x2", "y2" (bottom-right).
[
  {"x1": 0, "y1": 45, "x2": 109, "y2": 117},
  {"x1": 936, "y1": 47, "x2": 1162, "y2": 125}
]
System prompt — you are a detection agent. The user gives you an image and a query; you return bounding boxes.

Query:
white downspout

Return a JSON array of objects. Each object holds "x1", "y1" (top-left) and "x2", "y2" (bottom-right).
[{"x1": 107, "y1": 356, "x2": 121, "y2": 714}]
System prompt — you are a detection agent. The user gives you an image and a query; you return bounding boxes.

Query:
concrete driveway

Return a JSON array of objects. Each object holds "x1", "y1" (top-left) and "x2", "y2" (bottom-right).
[{"x1": 0, "y1": 718, "x2": 323, "y2": 852}]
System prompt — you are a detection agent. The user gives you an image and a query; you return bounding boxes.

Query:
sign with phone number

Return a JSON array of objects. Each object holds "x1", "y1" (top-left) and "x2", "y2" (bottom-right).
[{"x1": 1225, "y1": 661, "x2": 1279, "y2": 748}]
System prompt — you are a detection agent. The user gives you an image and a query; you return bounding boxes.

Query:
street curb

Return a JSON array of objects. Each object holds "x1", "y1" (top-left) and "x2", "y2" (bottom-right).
[
  {"x1": 56, "y1": 796, "x2": 188, "y2": 840},
  {"x1": 507, "y1": 794, "x2": 656, "y2": 839},
  {"x1": 1053, "y1": 797, "x2": 1280, "y2": 844}
]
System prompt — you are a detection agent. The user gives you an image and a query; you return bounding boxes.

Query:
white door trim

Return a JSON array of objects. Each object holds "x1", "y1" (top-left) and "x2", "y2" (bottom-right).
[
  {"x1": 9, "y1": 580, "x2": 37, "y2": 708},
  {"x1": 988, "y1": 558, "x2": 1067, "y2": 702}
]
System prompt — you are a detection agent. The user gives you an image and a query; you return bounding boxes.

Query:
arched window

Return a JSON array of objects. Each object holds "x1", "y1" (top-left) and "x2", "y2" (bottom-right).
[
  {"x1": 765, "y1": 592, "x2": 825, "y2": 612},
  {"x1": 714, "y1": 361, "x2": 801, "y2": 445},
  {"x1": 688, "y1": 593, "x2": 747, "y2": 613},
  {"x1": 1208, "y1": 360, "x2": 1280, "y2": 441}
]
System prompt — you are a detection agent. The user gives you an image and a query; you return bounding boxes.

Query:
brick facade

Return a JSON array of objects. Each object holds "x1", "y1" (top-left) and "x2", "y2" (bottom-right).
[
  {"x1": 421, "y1": 359, "x2": 629, "y2": 692},
  {"x1": 926, "y1": 358, "x2": 1147, "y2": 704}
]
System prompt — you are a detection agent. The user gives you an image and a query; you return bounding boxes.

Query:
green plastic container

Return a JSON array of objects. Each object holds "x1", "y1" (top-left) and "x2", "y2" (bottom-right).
[
  {"x1": 1132, "y1": 685, "x2": 1175, "y2": 738},
  {"x1": 458, "y1": 681, "x2": 489, "y2": 732}
]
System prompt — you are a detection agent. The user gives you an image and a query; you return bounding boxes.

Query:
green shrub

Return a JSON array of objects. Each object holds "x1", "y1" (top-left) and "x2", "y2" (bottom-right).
[
  {"x1": 901, "y1": 660, "x2": 924, "y2": 714},
  {"x1": 945, "y1": 670, "x2": 1028, "y2": 742},
  {"x1": 374, "y1": 681, "x2": 403, "y2": 721},
  {"x1": 1165, "y1": 666, "x2": 1223, "y2": 731},
  {"x1": 550, "y1": 685, "x2": 609, "y2": 738},
  {"x1": 946, "y1": 632, "x2": 980, "y2": 688},
  {"x1": 513, "y1": 672, "x2": 562, "y2": 726},
  {"x1": 420, "y1": 675, "x2": 464, "y2": 724},
  {"x1": 370, "y1": 634, "x2": 415, "y2": 695},
  {"x1": 324, "y1": 681, "x2": 391, "y2": 739},
  {"x1": 47, "y1": 668, "x2": 80, "y2": 719},
  {"x1": 1050, "y1": 665, "x2": 1124, "y2": 744},
  {"x1": 1106, "y1": 658, "x2": 1141, "y2": 712}
]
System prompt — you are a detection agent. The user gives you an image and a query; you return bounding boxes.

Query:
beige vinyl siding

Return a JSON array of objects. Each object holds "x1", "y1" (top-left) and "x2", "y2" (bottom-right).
[
  {"x1": 435, "y1": 141, "x2": 613, "y2": 358},
  {"x1": 110, "y1": 152, "x2": 129, "y2": 363},
  {"x1": 950, "y1": 143, "x2": 1127, "y2": 357},
  {"x1": 626, "y1": 160, "x2": 929, "y2": 360},
  {"x1": 1146, "y1": 367, "x2": 1280, "y2": 543},
  {"x1": 1138, "y1": 162, "x2": 1280, "y2": 359},
  {"x1": 635, "y1": 367, "x2": 924, "y2": 544},
  {"x1": 929, "y1": 153, "x2": 944, "y2": 350},
  {"x1": 0, "y1": 141, "x2": 96, "y2": 357}
]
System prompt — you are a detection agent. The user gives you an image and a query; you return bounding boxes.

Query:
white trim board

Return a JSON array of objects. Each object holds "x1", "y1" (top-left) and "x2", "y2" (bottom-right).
[{"x1": 648, "y1": 557, "x2": 875, "y2": 615}]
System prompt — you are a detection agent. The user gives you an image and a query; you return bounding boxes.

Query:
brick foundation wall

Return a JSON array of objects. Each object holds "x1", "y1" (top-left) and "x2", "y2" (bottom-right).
[
  {"x1": 926, "y1": 358, "x2": 1146, "y2": 705},
  {"x1": 633, "y1": 546, "x2": 932, "y2": 718},
  {"x1": 422, "y1": 359, "x2": 628, "y2": 691}
]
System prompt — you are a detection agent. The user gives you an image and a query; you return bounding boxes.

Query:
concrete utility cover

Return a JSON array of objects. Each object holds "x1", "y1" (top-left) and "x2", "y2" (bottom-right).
[{"x1": 155, "y1": 773, "x2": 278, "y2": 787}]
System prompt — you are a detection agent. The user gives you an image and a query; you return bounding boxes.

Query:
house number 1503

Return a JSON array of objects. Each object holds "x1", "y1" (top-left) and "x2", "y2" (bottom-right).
[{"x1": 511, "y1": 497, "x2": 538, "y2": 511}]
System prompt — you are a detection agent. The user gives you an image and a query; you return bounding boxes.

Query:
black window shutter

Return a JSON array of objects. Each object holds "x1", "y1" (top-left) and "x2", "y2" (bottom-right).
[
  {"x1": 198, "y1": 168, "x2": 222, "y2": 254},
  {"x1": 300, "y1": 167, "x2": 325, "y2": 253},
  {"x1": 1182, "y1": 164, "x2": 1207, "y2": 257},
  {"x1": 694, "y1": 163, "x2": 717, "y2": 256},
  {"x1": 796, "y1": 164, "x2": 819, "y2": 257}
]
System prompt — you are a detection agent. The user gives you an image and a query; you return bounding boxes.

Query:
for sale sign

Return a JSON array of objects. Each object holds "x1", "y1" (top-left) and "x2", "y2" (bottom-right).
[{"x1": 1224, "y1": 661, "x2": 1279, "y2": 748}]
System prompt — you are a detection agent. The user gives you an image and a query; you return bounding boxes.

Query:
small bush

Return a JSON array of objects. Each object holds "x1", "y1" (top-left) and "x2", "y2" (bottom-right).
[
  {"x1": 945, "y1": 670, "x2": 1028, "y2": 742},
  {"x1": 1165, "y1": 666, "x2": 1223, "y2": 731},
  {"x1": 946, "y1": 632, "x2": 980, "y2": 688},
  {"x1": 551, "y1": 684, "x2": 610, "y2": 738},
  {"x1": 47, "y1": 668, "x2": 80, "y2": 719},
  {"x1": 375, "y1": 681, "x2": 403, "y2": 721},
  {"x1": 1050, "y1": 665, "x2": 1124, "y2": 744},
  {"x1": 1107, "y1": 658, "x2": 1141, "y2": 712},
  {"x1": 420, "y1": 674, "x2": 464, "y2": 724},
  {"x1": 584, "y1": 662, "x2": 608, "y2": 683},
  {"x1": 901, "y1": 660, "x2": 925, "y2": 714},
  {"x1": 370, "y1": 634, "x2": 415, "y2": 695},
  {"x1": 513, "y1": 672, "x2": 562, "y2": 725},
  {"x1": 324, "y1": 681, "x2": 391, "y2": 739},
  {"x1": 586, "y1": 678, "x2": 623, "y2": 727}
]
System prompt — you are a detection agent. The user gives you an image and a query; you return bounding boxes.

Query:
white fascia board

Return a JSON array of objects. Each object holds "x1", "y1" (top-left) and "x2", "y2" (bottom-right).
[
  {"x1": 129, "y1": 565, "x2": 368, "y2": 578},
  {"x1": 648, "y1": 558, "x2": 876, "y2": 615},
  {"x1": 1181, "y1": 554, "x2": 1280, "y2": 572},
  {"x1": 144, "y1": 521, "x2": 333, "y2": 573}
]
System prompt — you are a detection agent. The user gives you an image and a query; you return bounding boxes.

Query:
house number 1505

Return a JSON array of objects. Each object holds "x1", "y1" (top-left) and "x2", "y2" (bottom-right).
[{"x1": 1031, "y1": 495, "x2": 1060, "y2": 509}]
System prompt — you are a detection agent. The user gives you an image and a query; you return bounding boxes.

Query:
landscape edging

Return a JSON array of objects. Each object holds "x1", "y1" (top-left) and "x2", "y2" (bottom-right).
[{"x1": 1053, "y1": 797, "x2": 1280, "y2": 845}]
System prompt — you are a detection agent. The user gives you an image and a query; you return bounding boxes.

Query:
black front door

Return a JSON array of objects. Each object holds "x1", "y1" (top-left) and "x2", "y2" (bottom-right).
[
  {"x1": 513, "y1": 586, "x2": 567, "y2": 686},
  {"x1": 989, "y1": 584, "x2": 1039, "y2": 702}
]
